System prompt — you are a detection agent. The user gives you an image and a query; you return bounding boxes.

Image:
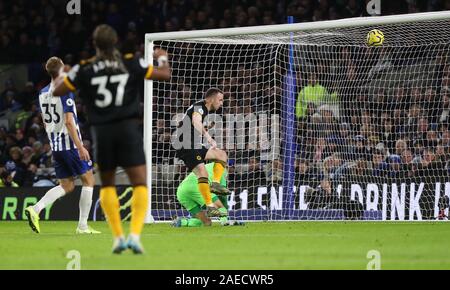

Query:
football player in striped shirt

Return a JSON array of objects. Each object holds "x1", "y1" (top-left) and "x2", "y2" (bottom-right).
[{"x1": 25, "y1": 57, "x2": 99, "y2": 235}]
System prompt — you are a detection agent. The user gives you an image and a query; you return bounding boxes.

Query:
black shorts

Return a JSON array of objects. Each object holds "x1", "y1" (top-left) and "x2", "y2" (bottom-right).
[
  {"x1": 176, "y1": 146, "x2": 209, "y2": 171},
  {"x1": 91, "y1": 119, "x2": 145, "y2": 171}
]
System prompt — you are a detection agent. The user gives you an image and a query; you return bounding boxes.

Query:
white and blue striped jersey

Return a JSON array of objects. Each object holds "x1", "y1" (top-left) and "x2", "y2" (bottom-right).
[{"x1": 38, "y1": 84, "x2": 82, "y2": 152}]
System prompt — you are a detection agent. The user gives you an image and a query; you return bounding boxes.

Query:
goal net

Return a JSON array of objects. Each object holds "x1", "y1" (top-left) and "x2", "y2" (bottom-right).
[{"x1": 145, "y1": 12, "x2": 450, "y2": 222}]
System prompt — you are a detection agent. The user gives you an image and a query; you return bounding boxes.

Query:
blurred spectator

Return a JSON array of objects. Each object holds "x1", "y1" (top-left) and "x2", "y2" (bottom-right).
[
  {"x1": 264, "y1": 159, "x2": 283, "y2": 185},
  {"x1": 246, "y1": 157, "x2": 265, "y2": 181},
  {"x1": 0, "y1": 79, "x2": 18, "y2": 111},
  {"x1": 418, "y1": 147, "x2": 447, "y2": 178},
  {"x1": 341, "y1": 0, "x2": 364, "y2": 18},
  {"x1": 21, "y1": 146, "x2": 33, "y2": 165},
  {"x1": 414, "y1": 147, "x2": 447, "y2": 218},
  {"x1": 3, "y1": 91, "x2": 21, "y2": 112},
  {"x1": 414, "y1": 117, "x2": 429, "y2": 142},
  {"x1": 349, "y1": 135, "x2": 370, "y2": 161},
  {"x1": 17, "y1": 81, "x2": 37, "y2": 109},
  {"x1": 324, "y1": 134, "x2": 340, "y2": 159},
  {"x1": 15, "y1": 33, "x2": 35, "y2": 63},
  {"x1": 371, "y1": 149, "x2": 389, "y2": 177},
  {"x1": 387, "y1": 154, "x2": 402, "y2": 179},
  {"x1": 14, "y1": 129, "x2": 27, "y2": 148},
  {"x1": 295, "y1": 157, "x2": 321, "y2": 188},
  {"x1": 367, "y1": 135, "x2": 380, "y2": 154},
  {"x1": 381, "y1": 117, "x2": 397, "y2": 154},
  {"x1": 7, "y1": 146, "x2": 27, "y2": 183},
  {"x1": 394, "y1": 139, "x2": 408, "y2": 156},
  {"x1": 337, "y1": 122, "x2": 353, "y2": 160},
  {"x1": 423, "y1": 88, "x2": 441, "y2": 124},
  {"x1": 32, "y1": 168, "x2": 56, "y2": 187},
  {"x1": 30, "y1": 141, "x2": 44, "y2": 165},
  {"x1": 296, "y1": 73, "x2": 332, "y2": 119},
  {"x1": 435, "y1": 143, "x2": 447, "y2": 162},
  {"x1": 0, "y1": 169, "x2": 18, "y2": 187},
  {"x1": 404, "y1": 104, "x2": 422, "y2": 136},
  {"x1": 400, "y1": 149, "x2": 414, "y2": 178},
  {"x1": 156, "y1": 129, "x2": 175, "y2": 164},
  {"x1": 305, "y1": 178, "x2": 338, "y2": 209},
  {"x1": 312, "y1": 137, "x2": 327, "y2": 163},
  {"x1": 22, "y1": 163, "x2": 38, "y2": 187},
  {"x1": 439, "y1": 91, "x2": 449, "y2": 123},
  {"x1": 2, "y1": 134, "x2": 17, "y2": 159},
  {"x1": 338, "y1": 157, "x2": 370, "y2": 190},
  {"x1": 322, "y1": 153, "x2": 342, "y2": 180},
  {"x1": 235, "y1": 157, "x2": 265, "y2": 187}
]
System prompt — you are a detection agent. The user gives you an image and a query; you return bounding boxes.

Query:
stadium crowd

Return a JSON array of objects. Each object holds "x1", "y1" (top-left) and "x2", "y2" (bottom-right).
[
  {"x1": 1, "y1": 0, "x2": 450, "y2": 65},
  {"x1": 1, "y1": 0, "x2": 449, "y2": 195}
]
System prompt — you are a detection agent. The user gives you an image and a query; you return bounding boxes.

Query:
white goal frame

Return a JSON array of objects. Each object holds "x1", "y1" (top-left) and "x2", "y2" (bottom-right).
[{"x1": 144, "y1": 11, "x2": 450, "y2": 223}]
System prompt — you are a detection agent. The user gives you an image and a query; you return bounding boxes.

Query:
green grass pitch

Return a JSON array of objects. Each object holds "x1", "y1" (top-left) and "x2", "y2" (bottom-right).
[{"x1": 0, "y1": 221, "x2": 449, "y2": 269}]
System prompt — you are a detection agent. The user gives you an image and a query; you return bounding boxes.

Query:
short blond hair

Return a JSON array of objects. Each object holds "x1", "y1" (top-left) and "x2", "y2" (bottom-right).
[{"x1": 45, "y1": 57, "x2": 64, "y2": 79}]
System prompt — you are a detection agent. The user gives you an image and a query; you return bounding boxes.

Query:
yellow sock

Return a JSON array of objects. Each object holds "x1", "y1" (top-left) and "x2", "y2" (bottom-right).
[
  {"x1": 198, "y1": 177, "x2": 212, "y2": 205},
  {"x1": 130, "y1": 185, "x2": 149, "y2": 235},
  {"x1": 213, "y1": 161, "x2": 226, "y2": 183},
  {"x1": 100, "y1": 187, "x2": 123, "y2": 237}
]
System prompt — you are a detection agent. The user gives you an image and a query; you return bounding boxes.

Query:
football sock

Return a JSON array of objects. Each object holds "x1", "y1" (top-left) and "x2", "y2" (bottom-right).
[
  {"x1": 178, "y1": 218, "x2": 189, "y2": 227},
  {"x1": 198, "y1": 177, "x2": 213, "y2": 205},
  {"x1": 219, "y1": 216, "x2": 229, "y2": 224},
  {"x1": 34, "y1": 185, "x2": 66, "y2": 214},
  {"x1": 78, "y1": 186, "x2": 93, "y2": 230},
  {"x1": 187, "y1": 218, "x2": 203, "y2": 227},
  {"x1": 129, "y1": 233, "x2": 141, "y2": 242},
  {"x1": 100, "y1": 186, "x2": 123, "y2": 237},
  {"x1": 178, "y1": 218, "x2": 203, "y2": 227},
  {"x1": 218, "y1": 195, "x2": 228, "y2": 209},
  {"x1": 218, "y1": 207, "x2": 228, "y2": 215},
  {"x1": 130, "y1": 185, "x2": 148, "y2": 235},
  {"x1": 213, "y1": 160, "x2": 227, "y2": 183}
]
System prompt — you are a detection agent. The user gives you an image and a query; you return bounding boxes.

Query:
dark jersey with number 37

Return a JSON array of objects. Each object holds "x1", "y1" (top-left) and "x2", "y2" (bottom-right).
[{"x1": 63, "y1": 54, "x2": 154, "y2": 125}]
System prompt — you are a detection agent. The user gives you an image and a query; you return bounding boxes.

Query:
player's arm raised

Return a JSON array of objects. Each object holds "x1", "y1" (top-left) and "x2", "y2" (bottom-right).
[
  {"x1": 145, "y1": 48, "x2": 171, "y2": 81},
  {"x1": 53, "y1": 65, "x2": 75, "y2": 96},
  {"x1": 52, "y1": 75, "x2": 71, "y2": 96}
]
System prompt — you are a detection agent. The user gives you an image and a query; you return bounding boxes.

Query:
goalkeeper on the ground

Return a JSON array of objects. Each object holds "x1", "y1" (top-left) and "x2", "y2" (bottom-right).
[{"x1": 172, "y1": 162, "x2": 243, "y2": 227}]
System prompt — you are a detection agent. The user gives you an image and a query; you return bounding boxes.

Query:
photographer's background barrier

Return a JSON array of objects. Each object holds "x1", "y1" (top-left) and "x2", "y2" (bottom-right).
[
  {"x1": 0, "y1": 186, "x2": 129, "y2": 221},
  {"x1": 1, "y1": 181, "x2": 448, "y2": 221}
]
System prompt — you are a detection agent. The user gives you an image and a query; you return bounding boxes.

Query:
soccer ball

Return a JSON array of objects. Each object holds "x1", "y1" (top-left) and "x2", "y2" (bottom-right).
[{"x1": 367, "y1": 29, "x2": 384, "y2": 47}]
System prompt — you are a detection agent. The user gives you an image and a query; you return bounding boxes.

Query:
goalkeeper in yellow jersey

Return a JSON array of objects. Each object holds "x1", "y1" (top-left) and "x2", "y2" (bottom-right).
[{"x1": 172, "y1": 162, "x2": 244, "y2": 227}]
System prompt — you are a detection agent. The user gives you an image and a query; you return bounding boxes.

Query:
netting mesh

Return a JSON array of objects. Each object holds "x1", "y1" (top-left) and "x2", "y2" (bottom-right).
[{"x1": 149, "y1": 17, "x2": 450, "y2": 221}]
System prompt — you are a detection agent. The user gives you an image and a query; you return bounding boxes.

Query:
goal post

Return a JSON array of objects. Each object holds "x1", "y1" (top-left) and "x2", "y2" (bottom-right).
[
  {"x1": 145, "y1": 11, "x2": 450, "y2": 42},
  {"x1": 144, "y1": 11, "x2": 450, "y2": 222},
  {"x1": 143, "y1": 40, "x2": 155, "y2": 223}
]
